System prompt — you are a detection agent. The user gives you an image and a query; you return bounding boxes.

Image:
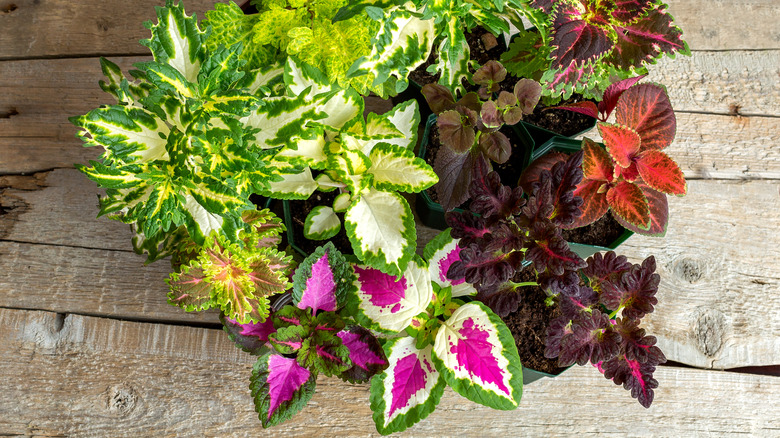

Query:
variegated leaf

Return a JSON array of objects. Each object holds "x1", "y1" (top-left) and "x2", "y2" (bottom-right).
[
  {"x1": 368, "y1": 143, "x2": 438, "y2": 193},
  {"x1": 432, "y1": 302, "x2": 523, "y2": 410},
  {"x1": 250, "y1": 354, "x2": 317, "y2": 428},
  {"x1": 370, "y1": 337, "x2": 445, "y2": 435},
  {"x1": 345, "y1": 189, "x2": 416, "y2": 277},
  {"x1": 423, "y1": 229, "x2": 477, "y2": 297},
  {"x1": 292, "y1": 242, "x2": 355, "y2": 314},
  {"x1": 365, "y1": 99, "x2": 421, "y2": 151},
  {"x1": 264, "y1": 168, "x2": 318, "y2": 200},
  {"x1": 599, "y1": 123, "x2": 642, "y2": 168},
  {"x1": 141, "y1": 0, "x2": 205, "y2": 84},
  {"x1": 607, "y1": 180, "x2": 650, "y2": 230},
  {"x1": 350, "y1": 257, "x2": 433, "y2": 333},
  {"x1": 303, "y1": 206, "x2": 341, "y2": 241}
]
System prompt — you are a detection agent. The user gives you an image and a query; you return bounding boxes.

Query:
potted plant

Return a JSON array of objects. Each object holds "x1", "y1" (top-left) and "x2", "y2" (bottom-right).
[{"x1": 70, "y1": 0, "x2": 691, "y2": 435}]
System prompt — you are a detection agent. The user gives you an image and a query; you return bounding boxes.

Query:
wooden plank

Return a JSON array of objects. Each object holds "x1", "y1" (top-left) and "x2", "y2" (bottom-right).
[
  {"x1": 0, "y1": 0, "x2": 227, "y2": 60},
  {"x1": 1, "y1": 308, "x2": 778, "y2": 437},
  {"x1": 665, "y1": 0, "x2": 780, "y2": 51},
  {"x1": 0, "y1": 0, "x2": 774, "y2": 59},
  {"x1": 0, "y1": 240, "x2": 219, "y2": 324},
  {"x1": 646, "y1": 50, "x2": 780, "y2": 116},
  {"x1": 0, "y1": 57, "x2": 146, "y2": 174},
  {"x1": 3, "y1": 56, "x2": 780, "y2": 178}
]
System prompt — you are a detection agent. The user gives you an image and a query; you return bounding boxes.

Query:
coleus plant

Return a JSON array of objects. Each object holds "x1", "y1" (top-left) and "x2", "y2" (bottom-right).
[
  {"x1": 71, "y1": 0, "x2": 280, "y2": 256},
  {"x1": 348, "y1": 230, "x2": 523, "y2": 434},
  {"x1": 505, "y1": 0, "x2": 689, "y2": 98},
  {"x1": 204, "y1": 0, "x2": 401, "y2": 97},
  {"x1": 253, "y1": 57, "x2": 438, "y2": 277},
  {"x1": 335, "y1": 0, "x2": 525, "y2": 95},
  {"x1": 444, "y1": 156, "x2": 666, "y2": 407},
  {"x1": 222, "y1": 243, "x2": 390, "y2": 427},
  {"x1": 528, "y1": 78, "x2": 687, "y2": 235},
  {"x1": 421, "y1": 60, "x2": 542, "y2": 211}
]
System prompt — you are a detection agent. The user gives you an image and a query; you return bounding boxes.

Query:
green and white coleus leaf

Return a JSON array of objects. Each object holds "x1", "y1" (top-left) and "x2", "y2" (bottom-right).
[
  {"x1": 368, "y1": 143, "x2": 438, "y2": 193},
  {"x1": 303, "y1": 206, "x2": 341, "y2": 241},
  {"x1": 423, "y1": 229, "x2": 477, "y2": 297},
  {"x1": 370, "y1": 336, "x2": 445, "y2": 435},
  {"x1": 345, "y1": 189, "x2": 416, "y2": 277},
  {"x1": 264, "y1": 167, "x2": 319, "y2": 200},
  {"x1": 432, "y1": 301, "x2": 523, "y2": 410},
  {"x1": 349, "y1": 257, "x2": 433, "y2": 333},
  {"x1": 141, "y1": 0, "x2": 205, "y2": 84},
  {"x1": 347, "y1": 4, "x2": 435, "y2": 90},
  {"x1": 436, "y1": 29, "x2": 470, "y2": 95}
]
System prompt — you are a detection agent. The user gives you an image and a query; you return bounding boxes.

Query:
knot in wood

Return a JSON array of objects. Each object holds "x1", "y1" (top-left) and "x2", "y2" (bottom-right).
[
  {"x1": 673, "y1": 257, "x2": 704, "y2": 283},
  {"x1": 105, "y1": 384, "x2": 138, "y2": 416},
  {"x1": 692, "y1": 308, "x2": 727, "y2": 358}
]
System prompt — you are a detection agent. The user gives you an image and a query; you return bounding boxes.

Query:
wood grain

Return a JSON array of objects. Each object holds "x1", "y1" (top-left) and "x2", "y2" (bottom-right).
[
  {"x1": 1, "y1": 308, "x2": 778, "y2": 437},
  {"x1": 665, "y1": 0, "x2": 780, "y2": 51},
  {"x1": 0, "y1": 0, "x2": 227, "y2": 60},
  {"x1": 3, "y1": 55, "x2": 780, "y2": 177}
]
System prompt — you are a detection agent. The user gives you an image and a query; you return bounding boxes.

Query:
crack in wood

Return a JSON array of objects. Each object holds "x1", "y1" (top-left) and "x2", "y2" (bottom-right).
[
  {"x1": 0, "y1": 107, "x2": 19, "y2": 118},
  {"x1": 0, "y1": 3, "x2": 17, "y2": 13}
]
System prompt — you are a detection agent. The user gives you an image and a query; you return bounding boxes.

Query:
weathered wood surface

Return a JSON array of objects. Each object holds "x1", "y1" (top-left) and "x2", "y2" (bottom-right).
[
  {"x1": 0, "y1": 0, "x2": 227, "y2": 60},
  {"x1": 2, "y1": 308, "x2": 778, "y2": 437},
  {"x1": 0, "y1": 0, "x2": 776, "y2": 60},
  {"x1": 3, "y1": 53, "x2": 780, "y2": 176}
]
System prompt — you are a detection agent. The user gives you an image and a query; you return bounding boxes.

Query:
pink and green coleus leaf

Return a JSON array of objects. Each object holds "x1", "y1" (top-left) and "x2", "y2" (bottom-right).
[
  {"x1": 167, "y1": 261, "x2": 213, "y2": 312},
  {"x1": 250, "y1": 353, "x2": 317, "y2": 428},
  {"x1": 349, "y1": 257, "x2": 433, "y2": 333},
  {"x1": 370, "y1": 336, "x2": 445, "y2": 435},
  {"x1": 432, "y1": 301, "x2": 523, "y2": 410},
  {"x1": 291, "y1": 242, "x2": 355, "y2": 314},
  {"x1": 423, "y1": 229, "x2": 477, "y2": 298},
  {"x1": 220, "y1": 312, "x2": 275, "y2": 356},
  {"x1": 615, "y1": 83, "x2": 676, "y2": 151},
  {"x1": 337, "y1": 325, "x2": 389, "y2": 383}
]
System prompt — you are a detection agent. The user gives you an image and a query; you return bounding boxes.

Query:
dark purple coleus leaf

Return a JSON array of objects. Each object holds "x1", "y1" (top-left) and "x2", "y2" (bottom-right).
[
  {"x1": 583, "y1": 251, "x2": 633, "y2": 287},
  {"x1": 469, "y1": 159, "x2": 525, "y2": 219},
  {"x1": 558, "y1": 310, "x2": 622, "y2": 367},
  {"x1": 544, "y1": 315, "x2": 571, "y2": 359},
  {"x1": 221, "y1": 312, "x2": 276, "y2": 356},
  {"x1": 525, "y1": 222, "x2": 586, "y2": 276},
  {"x1": 611, "y1": 0, "x2": 654, "y2": 23},
  {"x1": 614, "y1": 318, "x2": 667, "y2": 366},
  {"x1": 448, "y1": 243, "x2": 518, "y2": 291},
  {"x1": 291, "y1": 242, "x2": 355, "y2": 314},
  {"x1": 434, "y1": 145, "x2": 480, "y2": 212},
  {"x1": 600, "y1": 256, "x2": 659, "y2": 319},
  {"x1": 557, "y1": 283, "x2": 599, "y2": 321},
  {"x1": 479, "y1": 130, "x2": 512, "y2": 163},
  {"x1": 599, "y1": 354, "x2": 660, "y2": 408},
  {"x1": 445, "y1": 210, "x2": 489, "y2": 246},
  {"x1": 250, "y1": 353, "x2": 317, "y2": 427},
  {"x1": 337, "y1": 325, "x2": 389, "y2": 383}
]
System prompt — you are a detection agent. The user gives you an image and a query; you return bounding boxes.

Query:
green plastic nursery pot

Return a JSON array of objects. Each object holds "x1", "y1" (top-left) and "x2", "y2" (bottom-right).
[
  {"x1": 521, "y1": 118, "x2": 596, "y2": 154},
  {"x1": 416, "y1": 113, "x2": 535, "y2": 230},
  {"x1": 532, "y1": 136, "x2": 633, "y2": 259},
  {"x1": 522, "y1": 366, "x2": 569, "y2": 385}
]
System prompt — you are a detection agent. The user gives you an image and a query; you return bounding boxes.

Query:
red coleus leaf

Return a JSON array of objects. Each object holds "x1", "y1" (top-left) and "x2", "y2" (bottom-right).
[
  {"x1": 612, "y1": 182, "x2": 668, "y2": 236},
  {"x1": 599, "y1": 123, "x2": 641, "y2": 168},
  {"x1": 581, "y1": 138, "x2": 614, "y2": 181},
  {"x1": 567, "y1": 179, "x2": 609, "y2": 229},
  {"x1": 550, "y1": 2, "x2": 613, "y2": 70},
  {"x1": 550, "y1": 100, "x2": 599, "y2": 119},
  {"x1": 606, "y1": 7, "x2": 688, "y2": 72},
  {"x1": 607, "y1": 180, "x2": 650, "y2": 230},
  {"x1": 615, "y1": 83, "x2": 676, "y2": 151},
  {"x1": 599, "y1": 75, "x2": 646, "y2": 121},
  {"x1": 636, "y1": 150, "x2": 687, "y2": 195}
]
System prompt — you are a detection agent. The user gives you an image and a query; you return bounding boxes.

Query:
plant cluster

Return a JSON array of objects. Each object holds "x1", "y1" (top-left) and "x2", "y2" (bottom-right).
[
  {"x1": 421, "y1": 60, "x2": 542, "y2": 211},
  {"x1": 70, "y1": 0, "x2": 692, "y2": 434},
  {"x1": 445, "y1": 153, "x2": 665, "y2": 407}
]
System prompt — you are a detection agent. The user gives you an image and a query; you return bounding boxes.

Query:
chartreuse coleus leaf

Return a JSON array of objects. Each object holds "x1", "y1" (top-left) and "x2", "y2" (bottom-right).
[
  {"x1": 370, "y1": 336, "x2": 445, "y2": 435},
  {"x1": 250, "y1": 352, "x2": 317, "y2": 428},
  {"x1": 349, "y1": 256, "x2": 433, "y2": 334},
  {"x1": 141, "y1": 0, "x2": 205, "y2": 84},
  {"x1": 423, "y1": 228, "x2": 477, "y2": 297},
  {"x1": 204, "y1": 1, "x2": 279, "y2": 72},
  {"x1": 167, "y1": 209, "x2": 294, "y2": 324},
  {"x1": 431, "y1": 301, "x2": 523, "y2": 410}
]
